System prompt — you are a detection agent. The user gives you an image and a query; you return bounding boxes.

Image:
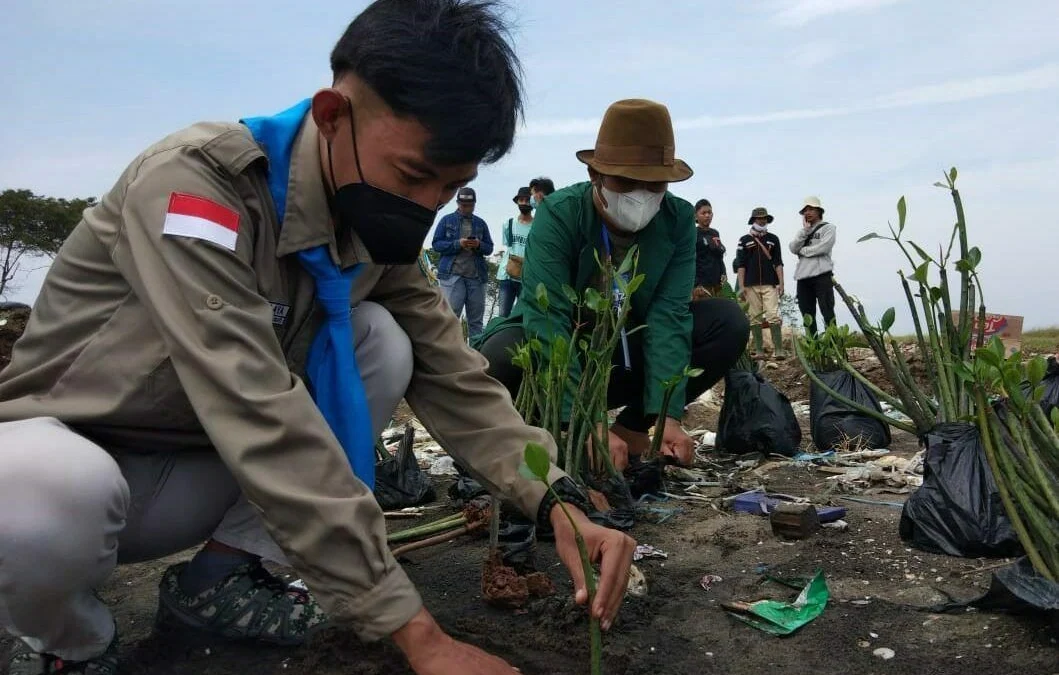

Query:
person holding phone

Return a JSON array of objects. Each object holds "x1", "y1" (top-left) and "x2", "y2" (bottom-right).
[{"x1": 432, "y1": 187, "x2": 493, "y2": 338}]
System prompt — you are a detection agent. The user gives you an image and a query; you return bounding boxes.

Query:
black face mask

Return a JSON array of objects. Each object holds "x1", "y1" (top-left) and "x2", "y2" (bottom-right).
[
  {"x1": 327, "y1": 102, "x2": 438, "y2": 265},
  {"x1": 518, "y1": 204, "x2": 533, "y2": 215}
]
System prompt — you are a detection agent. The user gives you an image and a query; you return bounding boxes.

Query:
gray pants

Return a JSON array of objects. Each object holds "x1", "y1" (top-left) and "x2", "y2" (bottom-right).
[{"x1": 0, "y1": 302, "x2": 413, "y2": 660}]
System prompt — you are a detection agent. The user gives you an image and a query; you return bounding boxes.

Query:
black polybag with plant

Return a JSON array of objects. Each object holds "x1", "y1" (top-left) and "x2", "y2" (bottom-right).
[
  {"x1": 797, "y1": 323, "x2": 891, "y2": 451},
  {"x1": 811, "y1": 169, "x2": 1058, "y2": 599}
]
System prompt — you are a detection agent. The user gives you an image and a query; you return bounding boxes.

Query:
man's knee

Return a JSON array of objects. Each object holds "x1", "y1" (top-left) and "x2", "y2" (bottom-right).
[
  {"x1": 0, "y1": 418, "x2": 128, "y2": 589},
  {"x1": 354, "y1": 301, "x2": 414, "y2": 402}
]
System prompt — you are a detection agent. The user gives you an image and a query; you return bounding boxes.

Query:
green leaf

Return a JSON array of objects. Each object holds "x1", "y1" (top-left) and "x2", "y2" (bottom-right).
[
  {"x1": 896, "y1": 196, "x2": 907, "y2": 234},
  {"x1": 976, "y1": 346, "x2": 1001, "y2": 369},
  {"x1": 968, "y1": 246, "x2": 982, "y2": 269},
  {"x1": 990, "y1": 335, "x2": 1006, "y2": 361},
  {"x1": 913, "y1": 261, "x2": 930, "y2": 285},
  {"x1": 535, "y1": 283, "x2": 550, "y2": 312},
  {"x1": 561, "y1": 284, "x2": 579, "y2": 305},
  {"x1": 952, "y1": 360, "x2": 974, "y2": 384},
  {"x1": 949, "y1": 167, "x2": 958, "y2": 184},
  {"x1": 955, "y1": 260, "x2": 971, "y2": 273},
  {"x1": 584, "y1": 287, "x2": 604, "y2": 312},
  {"x1": 518, "y1": 463, "x2": 540, "y2": 481},
  {"x1": 929, "y1": 287, "x2": 944, "y2": 304},
  {"x1": 909, "y1": 241, "x2": 933, "y2": 263},
  {"x1": 858, "y1": 232, "x2": 883, "y2": 243},
  {"x1": 933, "y1": 182, "x2": 948, "y2": 189},
  {"x1": 1051, "y1": 407, "x2": 1059, "y2": 431},
  {"x1": 1027, "y1": 356, "x2": 1046, "y2": 387},
  {"x1": 803, "y1": 313, "x2": 815, "y2": 328},
  {"x1": 617, "y1": 246, "x2": 637, "y2": 276},
  {"x1": 880, "y1": 307, "x2": 896, "y2": 333},
  {"x1": 625, "y1": 273, "x2": 646, "y2": 297},
  {"x1": 522, "y1": 442, "x2": 551, "y2": 481},
  {"x1": 685, "y1": 367, "x2": 705, "y2": 378}
]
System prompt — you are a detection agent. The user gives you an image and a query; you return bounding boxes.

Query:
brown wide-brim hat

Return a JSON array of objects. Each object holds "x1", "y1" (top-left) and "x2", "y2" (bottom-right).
[
  {"x1": 576, "y1": 99, "x2": 693, "y2": 183},
  {"x1": 748, "y1": 207, "x2": 774, "y2": 225}
]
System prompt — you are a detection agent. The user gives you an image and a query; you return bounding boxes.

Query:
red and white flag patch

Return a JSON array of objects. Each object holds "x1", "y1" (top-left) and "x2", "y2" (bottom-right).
[{"x1": 163, "y1": 193, "x2": 240, "y2": 251}]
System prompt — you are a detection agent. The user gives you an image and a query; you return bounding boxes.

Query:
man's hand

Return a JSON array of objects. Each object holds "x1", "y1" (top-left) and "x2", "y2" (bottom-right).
[
  {"x1": 778, "y1": 282, "x2": 785, "y2": 297},
  {"x1": 660, "y1": 417, "x2": 694, "y2": 466},
  {"x1": 587, "y1": 424, "x2": 630, "y2": 472},
  {"x1": 394, "y1": 608, "x2": 519, "y2": 674},
  {"x1": 551, "y1": 504, "x2": 636, "y2": 631},
  {"x1": 459, "y1": 238, "x2": 479, "y2": 250}
]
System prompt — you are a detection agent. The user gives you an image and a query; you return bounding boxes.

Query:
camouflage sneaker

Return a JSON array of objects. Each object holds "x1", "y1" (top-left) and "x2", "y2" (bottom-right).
[
  {"x1": 156, "y1": 561, "x2": 329, "y2": 646},
  {"x1": 7, "y1": 631, "x2": 120, "y2": 674}
]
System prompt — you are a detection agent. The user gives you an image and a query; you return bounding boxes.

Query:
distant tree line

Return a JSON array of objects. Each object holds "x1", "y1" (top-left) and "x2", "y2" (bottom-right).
[{"x1": 0, "y1": 189, "x2": 95, "y2": 298}]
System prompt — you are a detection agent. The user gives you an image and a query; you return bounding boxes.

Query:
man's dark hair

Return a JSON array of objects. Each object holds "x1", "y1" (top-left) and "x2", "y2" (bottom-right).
[
  {"x1": 529, "y1": 177, "x2": 555, "y2": 195},
  {"x1": 695, "y1": 199, "x2": 712, "y2": 210},
  {"x1": 332, "y1": 0, "x2": 523, "y2": 166}
]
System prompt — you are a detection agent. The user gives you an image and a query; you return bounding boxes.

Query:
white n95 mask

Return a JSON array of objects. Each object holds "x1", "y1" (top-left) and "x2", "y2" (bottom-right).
[{"x1": 597, "y1": 185, "x2": 664, "y2": 233}]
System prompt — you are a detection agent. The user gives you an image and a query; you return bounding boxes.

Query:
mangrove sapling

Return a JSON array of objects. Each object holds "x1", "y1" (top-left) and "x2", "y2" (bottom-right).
[
  {"x1": 520, "y1": 442, "x2": 602, "y2": 675},
  {"x1": 971, "y1": 338, "x2": 1059, "y2": 581},
  {"x1": 799, "y1": 169, "x2": 986, "y2": 438},
  {"x1": 511, "y1": 248, "x2": 645, "y2": 491},
  {"x1": 643, "y1": 366, "x2": 705, "y2": 462}
]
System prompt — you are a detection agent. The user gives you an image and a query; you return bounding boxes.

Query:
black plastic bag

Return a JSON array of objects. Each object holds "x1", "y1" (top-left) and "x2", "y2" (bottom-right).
[
  {"x1": 447, "y1": 476, "x2": 488, "y2": 505},
  {"x1": 1038, "y1": 357, "x2": 1059, "y2": 418},
  {"x1": 810, "y1": 370, "x2": 891, "y2": 451},
  {"x1": 930, "y1": 557, "x2": 1059, "y2": 615},
  {"x1": 899, "y1": 423, "x2": 1022, "y2": 558},
  {"x1": 374, "y1": 426, "x2": 436, "y2": 511},
  {"x1": 625, "y1": 457, "x2": 665, "y2": 500},
  {"x1": 717, "y1": 371, "x2": 802, "y2": 457}
]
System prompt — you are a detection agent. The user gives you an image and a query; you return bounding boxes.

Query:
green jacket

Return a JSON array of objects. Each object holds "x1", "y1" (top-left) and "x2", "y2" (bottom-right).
[{"x1": 478, "y1": 182, "x2": 695, "y2": 420}]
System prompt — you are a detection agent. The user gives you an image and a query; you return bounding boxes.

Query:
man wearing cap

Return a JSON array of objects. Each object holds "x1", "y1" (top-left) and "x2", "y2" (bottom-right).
[
  {"x1": 496, "y1": 186, "x2": 534, "y2": 317},
  {"x1": 431, "y1": 186, "x2": 493, "y2": 338},
  {"x1": 789, "y1": 196, "x2": 836, "y2": 336},
  {"x1": 735, "y1": 207, "x2": 786, "y2": 359},
  {"x1": 477, "y1": 99, "x2": 749, "y2": 470}
]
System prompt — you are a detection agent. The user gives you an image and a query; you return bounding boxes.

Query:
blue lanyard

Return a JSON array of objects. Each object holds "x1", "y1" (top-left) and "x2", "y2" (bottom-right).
[{"x1": 601, "y1": 225, "x2": 632, "y2": 371}]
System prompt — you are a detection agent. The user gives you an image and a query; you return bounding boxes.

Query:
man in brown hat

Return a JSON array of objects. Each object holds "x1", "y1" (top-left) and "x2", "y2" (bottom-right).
[
  {"x1": 735, "y1": 207, "x2": 786, "y2": 358},
  {"x1": 477, "y1": 99, "x2": 749, "y2": 470}
]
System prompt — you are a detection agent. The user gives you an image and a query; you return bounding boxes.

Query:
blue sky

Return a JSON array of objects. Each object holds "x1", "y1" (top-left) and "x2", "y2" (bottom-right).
[{"x1": 2, "y1": 0, "x2": 1057, "y2": 332}]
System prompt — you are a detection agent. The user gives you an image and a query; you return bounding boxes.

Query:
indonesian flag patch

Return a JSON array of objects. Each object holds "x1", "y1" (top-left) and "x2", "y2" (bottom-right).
[{"x1": 162, "y1": 193, "x2": 240, "y2": 251}]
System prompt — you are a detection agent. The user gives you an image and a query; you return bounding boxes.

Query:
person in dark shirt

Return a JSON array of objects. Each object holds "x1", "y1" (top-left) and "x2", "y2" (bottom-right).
[
  {"x1": 734, "y1": 207, "x2": 786, "y2": 359},
  {"x1": 692, "y1": 199, "x2": 726, "y2": 298}
]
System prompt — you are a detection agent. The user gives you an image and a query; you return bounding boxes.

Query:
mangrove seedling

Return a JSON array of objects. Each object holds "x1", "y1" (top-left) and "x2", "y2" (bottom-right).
[
  {"x1": 519, "y1": 442, "x2": 602, "y2": 675},
  {"x1": 643, "y1": 365, "x2": 705, "y2": 462}
]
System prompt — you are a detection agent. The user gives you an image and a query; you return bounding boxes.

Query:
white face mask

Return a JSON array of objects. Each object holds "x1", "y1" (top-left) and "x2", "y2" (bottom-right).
[{"x1": 597, "y1": 185, "x2": 664, "y2": 233}]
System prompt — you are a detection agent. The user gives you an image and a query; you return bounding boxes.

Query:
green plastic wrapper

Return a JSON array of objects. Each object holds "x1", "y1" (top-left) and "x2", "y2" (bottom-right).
[{"x1": 724, "y1": 571, "x2": 829, "y2": 636}]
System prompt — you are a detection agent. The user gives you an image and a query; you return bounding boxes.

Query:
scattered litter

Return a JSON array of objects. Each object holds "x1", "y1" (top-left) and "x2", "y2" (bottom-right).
[
  {"x1": 790, "y1": 401, "x2": 811, "y2": 417},
  {"x1": 839, "y1": 496, "x2": 905, "y2": 509},
  {"x1": 633, "y1": 544, "x2": 668, "y2": 561},
  {"x1": 627, "y1": 564, "x2": 648, "y2": 597},
  {"x1": 428, "y1": 456, "x2": 458, "y2": 476},
  {"x1": 730, "y1": 490, "x2": 846, "y2": 523},
  {"x1": 700, "y1": 574, "x2": 723, "y2": 591},
  {"x1": 723, "y1": 571, "x2": 830, "y2": 636},
  {"x1": 851, "y1": 599, "x2": 871, "y2": 606},
  {"x1": 288, "y1": 579, "x2": 309, "y2": 591},
  {"x1": 822, "y1": 519, "x2": 849, "y2": 531},
  {"x1": 873, "y1": 647, "x2": 895, "y2": 660},
  {"x1": 869, "y1": 632, "x2": 879, "y2": 638}
]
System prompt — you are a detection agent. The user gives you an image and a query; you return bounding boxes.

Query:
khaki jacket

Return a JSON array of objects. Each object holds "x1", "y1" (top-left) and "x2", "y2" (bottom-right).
[{"x1": 0, "y1": 113, "x2": 565, "y2": 640}]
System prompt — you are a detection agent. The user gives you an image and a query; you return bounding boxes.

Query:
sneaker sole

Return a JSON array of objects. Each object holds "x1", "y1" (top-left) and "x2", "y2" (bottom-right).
[{"x1": 153, "y1": 601, "x2": 315, "y2": 648}]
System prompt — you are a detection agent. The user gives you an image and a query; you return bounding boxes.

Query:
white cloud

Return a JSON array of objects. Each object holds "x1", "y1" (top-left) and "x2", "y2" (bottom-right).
[
  {"x1": 522, "y1": 64, "x2": 1059, "y2": 137},
  {"x1": 770, "y1": 0, "x2": 908, "y2": 27},
  {"x1": 875, "y1": 64, "x2": 1059, "y2": 108}
]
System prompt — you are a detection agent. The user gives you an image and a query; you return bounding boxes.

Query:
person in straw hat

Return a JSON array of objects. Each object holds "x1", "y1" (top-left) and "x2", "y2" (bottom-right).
[
  {"x1": 735, "y1": 207, "x2": 786, "y2": 358},
  {"x1": 789, "y1": 196, "x2": 836, "y2": 336},
  {"x1": 476, "y1": 99, "x2": 749, "y2": 471}
]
